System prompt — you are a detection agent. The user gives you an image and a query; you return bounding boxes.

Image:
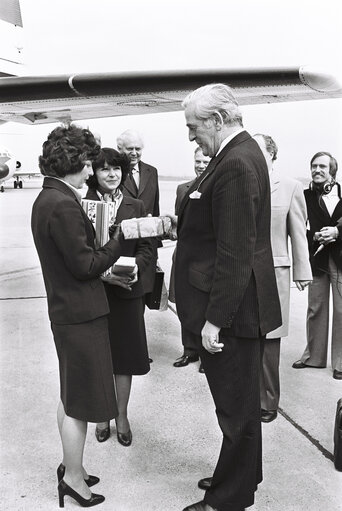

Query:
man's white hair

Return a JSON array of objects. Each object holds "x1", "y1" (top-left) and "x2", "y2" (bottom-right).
[
  {"x1": 182, "y1": 83, "x2": 243, "y2": 127},
  {"x1": 116, "y1": 129, "x2": 144, "y2": 150}
]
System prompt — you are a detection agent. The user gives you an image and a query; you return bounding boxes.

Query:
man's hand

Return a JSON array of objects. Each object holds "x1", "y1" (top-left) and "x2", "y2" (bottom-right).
[
  {"x1": 101, "y1": 273, "x2": 132, "y2": 290},
  {"x1": 295, "y1": 280, "x2": 312, "y2": 291},
  {"x1": 162, "y1": 213, "x2": 178, "y2": 241},
  {"x1": 201, "y1": 320, "x2": 224, "y2": 354},
  {"x1": 314, "y1": 226, "x2": 338, "y2": 245}
]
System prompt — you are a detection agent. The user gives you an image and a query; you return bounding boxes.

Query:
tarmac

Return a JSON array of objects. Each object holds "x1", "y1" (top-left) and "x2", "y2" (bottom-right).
[{"x1": 0, "y1": 179, "x2": 341, "y2": 511}]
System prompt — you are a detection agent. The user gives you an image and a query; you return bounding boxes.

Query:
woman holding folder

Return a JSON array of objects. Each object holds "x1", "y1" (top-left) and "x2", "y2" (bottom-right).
[{"x1": 85, "y1": 147, "x2": 152, "y2": 446}]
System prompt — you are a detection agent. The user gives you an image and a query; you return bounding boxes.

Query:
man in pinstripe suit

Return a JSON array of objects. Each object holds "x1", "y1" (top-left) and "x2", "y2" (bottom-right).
[{"x1": 174, "y1": 84, "x2": 281, "y2": 511}]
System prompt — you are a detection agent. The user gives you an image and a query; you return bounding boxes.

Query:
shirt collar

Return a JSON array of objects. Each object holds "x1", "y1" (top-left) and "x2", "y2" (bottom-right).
[
  {"x1": 48, "y1": 176, "x2": 82, "y2": 202},
  {"x1": 96, "y1": 188, "x2": 123, "y2": 202},
  {"x1": 216, "y1": 127, "x2": 245, "y2": 156}
]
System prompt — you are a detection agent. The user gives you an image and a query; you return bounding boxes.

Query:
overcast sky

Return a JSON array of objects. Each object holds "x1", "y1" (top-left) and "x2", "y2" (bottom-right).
[{"x1": 2, "y1": 0, "x2": 342, "y2": 179}]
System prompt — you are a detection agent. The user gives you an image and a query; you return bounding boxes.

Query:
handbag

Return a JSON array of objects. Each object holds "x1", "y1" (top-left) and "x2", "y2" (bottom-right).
[
  {"x1": 334, "y1": 397, "x2": 342, "y2": 471},
  {"x1": 145, "y1": 265, "x2": 165, "y2": 310}
]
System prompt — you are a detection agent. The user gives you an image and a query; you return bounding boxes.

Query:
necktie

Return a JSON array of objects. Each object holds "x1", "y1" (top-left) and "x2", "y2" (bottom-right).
[{"x1": 131, "y1": 167, "x2": 140, "y2": 190}]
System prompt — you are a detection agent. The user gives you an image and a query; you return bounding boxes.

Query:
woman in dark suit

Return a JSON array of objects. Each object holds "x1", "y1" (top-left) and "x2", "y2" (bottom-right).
[
  {"x1": 31, "y1": 126, "x2": 123, "y2": 508},
  {"x1": 85, "y1": 147, "x2": 152, "y2": 446}
]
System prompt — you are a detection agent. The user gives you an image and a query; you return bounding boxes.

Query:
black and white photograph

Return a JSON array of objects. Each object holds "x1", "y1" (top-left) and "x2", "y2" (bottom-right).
[{"x1": 0, "y1": 0, "x2": 342, "y2": 510}]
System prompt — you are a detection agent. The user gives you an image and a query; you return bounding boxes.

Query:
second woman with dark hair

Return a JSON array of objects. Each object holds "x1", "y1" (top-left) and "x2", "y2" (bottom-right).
[{"x1": 85, "y1": 147, "x2": 152, "y2": 446}]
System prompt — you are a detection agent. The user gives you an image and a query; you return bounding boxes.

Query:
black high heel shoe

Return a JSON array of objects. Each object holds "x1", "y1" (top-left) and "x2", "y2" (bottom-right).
[
  {"x1": 58, "y1": 479, "x2": 105, "y2": 508},
  {"x1": 95, "y1": 421, "x2": 110, "y2": 443},
  {"x1": 117, "y1": 429, "x2": 132, "y2": 447},
  {"x1": 57, "y1": 464, "x2": 100, "y2": 487}
]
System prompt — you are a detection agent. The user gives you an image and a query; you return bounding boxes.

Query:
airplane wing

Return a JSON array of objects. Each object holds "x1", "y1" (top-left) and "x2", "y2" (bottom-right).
[{"x1": 0, "y1": 66, "x2": 341, "y2": 125}]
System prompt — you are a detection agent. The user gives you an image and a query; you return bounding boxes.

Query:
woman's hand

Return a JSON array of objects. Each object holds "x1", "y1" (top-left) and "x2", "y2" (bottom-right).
[
  {"x1": 101, "y1": 273, "x2": 132, "y2": 290},
  {"x1": 128, "y1": 264, "x2": 139, "y2": 284},
  {"x1": 109, "y1": 223, "x2": 123, "y2": 242}
]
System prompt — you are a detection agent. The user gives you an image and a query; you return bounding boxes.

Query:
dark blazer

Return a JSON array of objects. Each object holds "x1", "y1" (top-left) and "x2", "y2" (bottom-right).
[
  {"x1": 122, "y1": 160, "x2": 160, "y2": 293},
  {"x1": 122, "y1": 160, "x2": 160, "y2": 216},
  {"x1": 304, "y1": 186, "x2": 342, "y2": 275},
  {"x1": 169, "y1": 178, "x2": 196, "y2": 303},
  {"x1": 175, "y1": 131, "x2": 281, "y2": 338},
  {"x1": 85, "y1": 188, "x2": 153, "y2": 299},
  {"x1": 175, "y1": 179, "x2": 196, "y2": 215},
  {"x1": 31, "y1": 177, "x2": 122, "y2": 324}
]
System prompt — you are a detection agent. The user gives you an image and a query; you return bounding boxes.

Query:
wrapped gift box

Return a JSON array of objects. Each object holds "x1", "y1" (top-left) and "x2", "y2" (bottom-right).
[
  {"x1": 81, "y1": 199, "x2": 117, "y2": 276},
  {"x1": 121, "y1": 216, "x2": 172, "y2": 239},
  {"x1": 113, "y1": 256, "x2": 136, "y2": 275}
]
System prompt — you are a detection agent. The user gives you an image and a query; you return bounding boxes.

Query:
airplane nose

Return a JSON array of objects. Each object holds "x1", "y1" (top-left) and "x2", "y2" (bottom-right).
[{"x1": 0, "y1": 163, "x2": 9, "y2": 179}]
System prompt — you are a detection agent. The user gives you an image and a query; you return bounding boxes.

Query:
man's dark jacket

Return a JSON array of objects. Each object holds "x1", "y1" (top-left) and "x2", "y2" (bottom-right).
[
  {"x1": 175, "y1": 131, "x2": 281, "y2": 337},
  {"x1": 304, "y1": 186, "x2": 342, "y2": 276}
]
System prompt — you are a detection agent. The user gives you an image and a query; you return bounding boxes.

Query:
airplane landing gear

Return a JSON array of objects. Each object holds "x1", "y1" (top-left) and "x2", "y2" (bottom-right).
[
  {"x1": 14, "y1": 179, "x2": 23, "y2": 189},
  {"x1": 1, "y1": 185, "x2": 4, "y2": 193}
]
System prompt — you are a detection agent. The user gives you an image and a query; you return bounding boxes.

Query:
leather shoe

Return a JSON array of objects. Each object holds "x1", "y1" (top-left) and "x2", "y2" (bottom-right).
[
  {"x1": 198, "y1": 477, "x2": 212, "y2": 490},
  {"x1": 95, "y1": 422, "x2": 110, "y2": 442},
  {"x1": 333, "y1": 369, "x2": 342, "y2": 380},
  {"x1": 199, "y1": 363, "x2": 205, "y2": 373},
  {"x1": 292, "y1": 360, "x2": 324, "y2": 369},
  {"x1": 173, "y1": 354, "x2": 199, "y2": 367},
  {"x1": 57, "y1": 464, "x2": 100, "y2": 487},
  {"x1": 182, "y1": 500, "x2": 216, "y2": 511},
  {"x1": 117, "y1": 429, "x2": 132, "y2": 446},
  {"x1": 292, "y1": 360, "x2": 308, "y2": 369},
  {"x1": 261, "y1": 409, "x2": 277, "y2": 423}
]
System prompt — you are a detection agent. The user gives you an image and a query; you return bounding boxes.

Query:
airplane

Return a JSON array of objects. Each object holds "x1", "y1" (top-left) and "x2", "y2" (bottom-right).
[
  {"x1": 0, "y1": 66, "x2": 341, "y2": 127},
  {"x1": 0, "y1": 66, "x2": 341, "y2": 191},
  {"x1": 0, "y1": 144, "x2": 43, "y2": 192}
]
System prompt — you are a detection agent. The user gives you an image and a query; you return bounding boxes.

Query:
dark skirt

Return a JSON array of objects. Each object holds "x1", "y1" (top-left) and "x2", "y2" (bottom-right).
[
  {"x1": 107, "y1": 295, "x2": 150, "y2": 375},
  {"x1": 51, "y1": 316, "x2": 118, "y2": 423}
]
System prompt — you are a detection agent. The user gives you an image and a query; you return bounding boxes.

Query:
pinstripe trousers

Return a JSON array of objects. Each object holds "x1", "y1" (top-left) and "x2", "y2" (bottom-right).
[{"x1": 200, "y1": 332, "x2": 264, "y2": 511}]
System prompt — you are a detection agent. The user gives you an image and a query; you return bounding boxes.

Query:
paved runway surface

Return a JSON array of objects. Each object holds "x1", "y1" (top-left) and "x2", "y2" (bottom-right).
[{"x1": 0, "y1": 181, "x2": 341, "y2": 510}]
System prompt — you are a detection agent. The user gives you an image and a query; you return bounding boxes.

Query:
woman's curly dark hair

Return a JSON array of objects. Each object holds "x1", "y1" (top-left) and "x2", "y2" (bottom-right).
[
  {"x1": 39, "y1": 124, "x2": 100, "y2": 177},
  {"x1": 86, "y1": 147, "x2": 130, "y2": 190}
]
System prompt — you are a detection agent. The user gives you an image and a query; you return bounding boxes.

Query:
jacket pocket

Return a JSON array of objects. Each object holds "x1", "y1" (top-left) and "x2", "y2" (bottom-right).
[{"x1": 188, "y1": 267, "x2": 212, "y2": 293}]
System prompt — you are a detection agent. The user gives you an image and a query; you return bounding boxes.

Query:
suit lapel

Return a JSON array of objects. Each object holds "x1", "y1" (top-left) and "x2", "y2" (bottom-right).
[
  {"x1": 115, "y1": 197, "x2": 138, "y2": 223},
  {"x1": 137, "y1": 162, "x2": 149, "y2": 197},
  {"x1": 270, "y1": 170, "x2": 281, "y2": 195},
  {"x1": 178, "y1": 131, "x2": 251, "y2": 222},
  {"x1": 331, "y1": 198, "x2": 342, "y2": 222},
  {"x1": 123, "y1": 173, "x2": 138, "y2": 197}
]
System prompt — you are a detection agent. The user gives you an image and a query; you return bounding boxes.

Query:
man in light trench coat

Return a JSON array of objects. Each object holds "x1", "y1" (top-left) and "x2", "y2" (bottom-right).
[{"x1": 254, "y1": 134, "x2": 312, "y2": 423}]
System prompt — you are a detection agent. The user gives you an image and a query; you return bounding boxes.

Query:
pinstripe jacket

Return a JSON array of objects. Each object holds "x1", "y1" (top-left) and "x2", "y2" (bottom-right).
[{"x1": 175, "y1": 131, "x2": 281, "y2": 338}]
